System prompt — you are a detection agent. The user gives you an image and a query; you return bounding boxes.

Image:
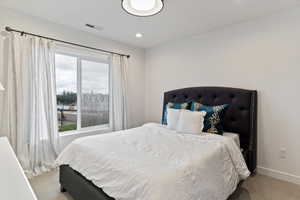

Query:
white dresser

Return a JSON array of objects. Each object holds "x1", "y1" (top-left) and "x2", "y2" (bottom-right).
[{"x1": 0, "y1": 137, "x2": 37, "y2": 200}]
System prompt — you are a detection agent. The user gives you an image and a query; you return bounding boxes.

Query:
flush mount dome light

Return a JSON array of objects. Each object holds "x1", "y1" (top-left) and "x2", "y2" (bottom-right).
[{"x1": 122, "y1": 0, "x2": 164, "y2": 17}]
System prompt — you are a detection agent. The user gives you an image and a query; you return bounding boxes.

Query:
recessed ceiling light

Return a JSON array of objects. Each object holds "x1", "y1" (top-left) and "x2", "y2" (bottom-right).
[
  {"x1": 122, "y1": 0, "x2": 164, "y2": 17},
  {"x1": 136, "y1": 33, "x2": 143, "y2": 38}
]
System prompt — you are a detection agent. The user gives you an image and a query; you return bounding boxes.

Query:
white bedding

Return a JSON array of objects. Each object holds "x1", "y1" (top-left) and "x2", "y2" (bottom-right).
[
  {"x1": 56, "y1": 123, "x2": 250, "y2": 200},
  {"x1": 222, "y1": 132, "x2": 240, "y2": 148}
]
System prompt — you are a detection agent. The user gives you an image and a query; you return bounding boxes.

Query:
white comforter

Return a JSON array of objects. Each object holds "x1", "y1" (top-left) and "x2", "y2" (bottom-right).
[{"x1": 56, "y1": 123, "x2": 250, "y2": 200}]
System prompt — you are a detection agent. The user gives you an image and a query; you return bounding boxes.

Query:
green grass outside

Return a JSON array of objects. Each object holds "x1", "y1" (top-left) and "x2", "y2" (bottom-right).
[{"x1": 59, "y1": 124, "x2": 77, "y2": 132}]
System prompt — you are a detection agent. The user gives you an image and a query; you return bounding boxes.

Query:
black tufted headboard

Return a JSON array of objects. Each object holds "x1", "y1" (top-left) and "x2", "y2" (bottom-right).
[{"x1": 162, "y1": 87, "x2": 257, "y2": 173}]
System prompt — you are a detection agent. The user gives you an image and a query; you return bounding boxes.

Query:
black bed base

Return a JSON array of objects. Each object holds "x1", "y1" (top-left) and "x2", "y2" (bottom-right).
[
  {"x1": 60, "y1": 165, "x2": 248, "y2": 200},
  {"x1": 60, "y1": 165, "x2": 114, "y2": 200}
]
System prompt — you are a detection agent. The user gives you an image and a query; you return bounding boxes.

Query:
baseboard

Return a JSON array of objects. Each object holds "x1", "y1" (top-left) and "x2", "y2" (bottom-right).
[{"x1": 257, "y1": 166, "x2": 300, "y2": 185}]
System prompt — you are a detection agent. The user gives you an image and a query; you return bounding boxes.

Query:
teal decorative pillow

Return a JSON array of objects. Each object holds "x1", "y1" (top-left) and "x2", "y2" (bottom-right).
[
  {"x1": 162, "y1": 102, "x2": 189, "y2": 125},
  {"x1": 191, "y1": 102, "x2": 228, "y2": 134}
]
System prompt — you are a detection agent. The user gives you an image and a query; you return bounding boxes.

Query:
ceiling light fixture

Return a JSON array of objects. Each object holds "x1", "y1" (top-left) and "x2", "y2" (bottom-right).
[
  {"x1": 136, "y1": 33, "x2": 143, "y2": 38},
  {"x1": 122, "y1": 0, "x2": 164, "y2": 17}
]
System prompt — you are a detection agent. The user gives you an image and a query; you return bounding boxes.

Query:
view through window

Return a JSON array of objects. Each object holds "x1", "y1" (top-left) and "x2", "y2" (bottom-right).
[{"x1": 55, "y1": 53, "x2": 110, "y2": 133}]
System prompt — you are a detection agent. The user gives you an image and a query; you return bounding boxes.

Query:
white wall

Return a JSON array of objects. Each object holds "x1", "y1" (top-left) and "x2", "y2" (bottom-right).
[
  {"x1": 0, "y1": 7, "x2": 146, "y2": 148},
  {"x1": 146, "y1": 8, "x2": 300, "y2": 183}
]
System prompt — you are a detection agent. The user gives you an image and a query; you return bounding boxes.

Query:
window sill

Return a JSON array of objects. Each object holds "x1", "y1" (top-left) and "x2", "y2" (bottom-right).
[{"x1": 59, "y1": 125, "x2": 112, "y2": 138}]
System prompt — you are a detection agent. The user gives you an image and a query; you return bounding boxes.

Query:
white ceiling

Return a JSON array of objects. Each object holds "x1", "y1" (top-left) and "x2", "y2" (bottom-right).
[{"x1": 0, "y1": 0, "x2": 299, "y2": 48}]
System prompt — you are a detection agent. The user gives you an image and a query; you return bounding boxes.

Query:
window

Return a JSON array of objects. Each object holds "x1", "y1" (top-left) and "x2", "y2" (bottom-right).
[{"x1": 55, "y1": 49, "x2": 110, "y2": 133}]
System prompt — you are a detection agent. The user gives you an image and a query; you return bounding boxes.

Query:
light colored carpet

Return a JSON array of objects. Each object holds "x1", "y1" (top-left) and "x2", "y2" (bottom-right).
[{"x1": 29, "y1": 170, "x2": 300, "y2": 200}]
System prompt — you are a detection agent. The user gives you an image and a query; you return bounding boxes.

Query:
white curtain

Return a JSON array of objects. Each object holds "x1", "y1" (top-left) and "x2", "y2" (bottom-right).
[
  {"x1": 110, "y1": 54, "x2": 129, "y2": 131},
  {"x1": 0, "y1": 32, "x2": 60, "y2": 177}
]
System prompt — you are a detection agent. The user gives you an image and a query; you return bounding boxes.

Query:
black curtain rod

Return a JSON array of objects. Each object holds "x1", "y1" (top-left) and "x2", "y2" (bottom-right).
[{"x1": 5, "y1": 26, "x2": 130, "y2": 58}]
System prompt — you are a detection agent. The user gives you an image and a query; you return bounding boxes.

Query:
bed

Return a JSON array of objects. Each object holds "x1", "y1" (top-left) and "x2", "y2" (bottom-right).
[{"x1": 57, "y1": 86, "x2": 257, "y2": 200}]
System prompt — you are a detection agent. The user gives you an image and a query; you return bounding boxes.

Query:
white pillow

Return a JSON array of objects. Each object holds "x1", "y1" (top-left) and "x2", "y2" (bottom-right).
[
  {"x1": 177, "y1": 110, "x2": 206, "y2": 135},
  {"x1": 166, "y1": 108, "x2": 181, "y2": 130}
]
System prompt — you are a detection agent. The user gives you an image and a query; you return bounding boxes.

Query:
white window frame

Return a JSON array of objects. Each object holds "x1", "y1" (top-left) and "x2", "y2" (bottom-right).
[{"x1": 54, "y1": 45, "x2": 112, "y2": 135}]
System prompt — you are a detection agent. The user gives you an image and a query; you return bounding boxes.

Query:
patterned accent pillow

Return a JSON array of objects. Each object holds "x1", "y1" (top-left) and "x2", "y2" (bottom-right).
[
  {"x1": 162, "y1": 102, "x2": 189, "y2": 125},
  {"x1": 191, "y1": 102, "x2": 229, "y2": 135}
]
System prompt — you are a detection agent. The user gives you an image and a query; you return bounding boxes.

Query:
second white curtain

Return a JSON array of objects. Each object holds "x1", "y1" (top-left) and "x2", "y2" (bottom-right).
[{"x1": 110, "y1": 54, "x2": 129, "y2": 131}]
